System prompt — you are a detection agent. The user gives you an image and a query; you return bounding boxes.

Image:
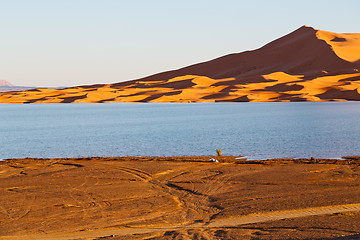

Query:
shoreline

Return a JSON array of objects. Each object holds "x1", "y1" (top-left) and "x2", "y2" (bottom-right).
[{"x1": 1, "y1": 155, "x2": 360, "y2": 164}]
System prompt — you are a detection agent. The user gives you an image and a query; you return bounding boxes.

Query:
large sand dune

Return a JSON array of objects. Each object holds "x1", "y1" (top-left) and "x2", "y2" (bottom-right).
[{"x1": 1, "y1": 26, "x2": 360, "y2": 103}]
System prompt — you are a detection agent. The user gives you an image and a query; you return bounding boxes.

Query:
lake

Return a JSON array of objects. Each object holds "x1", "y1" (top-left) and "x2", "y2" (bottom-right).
[{"x1": 1, "y1": 102, "x2": 360, "y2": 160}]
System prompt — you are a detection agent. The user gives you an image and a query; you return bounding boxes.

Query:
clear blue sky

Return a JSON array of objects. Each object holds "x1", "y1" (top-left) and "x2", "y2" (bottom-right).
[{"x1": 1, "y1": 0, "x2": 359, "y2": 87}]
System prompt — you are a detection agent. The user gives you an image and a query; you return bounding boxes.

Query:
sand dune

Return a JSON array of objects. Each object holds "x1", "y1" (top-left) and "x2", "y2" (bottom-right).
[
  {"x1": 1, "y1": 26, "x2": 360, "y2": 103},
  {"x1": 316, "y1": 29, "x2": 360, "y2": 62}
]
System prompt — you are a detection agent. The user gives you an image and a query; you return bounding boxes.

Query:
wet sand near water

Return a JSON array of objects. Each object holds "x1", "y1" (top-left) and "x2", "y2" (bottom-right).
[{"x1": 1, "y1": 156, "x2": 360, "y2": 239}]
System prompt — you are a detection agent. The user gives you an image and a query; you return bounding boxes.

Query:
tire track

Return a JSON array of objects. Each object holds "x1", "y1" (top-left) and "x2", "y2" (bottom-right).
[
  {"x1": 104, "y1": 165, "x2": 194, "y2": 224},
  {"x1": 205, "y1": 203, "x2": 360, "y2": 228},
  {"x1": 114, "y1": 165, "x2": 215, "y2": 225},
  {"x1": 116, "y1": 166, "x2": 152, "y2": 182},
  {"x1": 14, "y1": 203, "x2": 360, "y2": 240},
  {"x1": 4, "y1": 195, "x2": 36, "y2": 221},
  {"x1": 161, "y1": 167, "x2": 229, "y2": 225}
]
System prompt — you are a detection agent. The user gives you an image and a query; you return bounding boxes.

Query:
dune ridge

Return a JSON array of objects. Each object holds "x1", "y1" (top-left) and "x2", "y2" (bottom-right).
[{"x1": 1, "y1": 26, "x2": 360, "y2": 103}]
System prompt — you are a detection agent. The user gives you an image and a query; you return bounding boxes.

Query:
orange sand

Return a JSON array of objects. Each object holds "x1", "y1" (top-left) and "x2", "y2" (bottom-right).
[
  {"x1": 1, "y1": 26, "x2": 360, "y2": 103},
  {"x1": 1, "y1": 157, "x2": 360, "y2": 239}
]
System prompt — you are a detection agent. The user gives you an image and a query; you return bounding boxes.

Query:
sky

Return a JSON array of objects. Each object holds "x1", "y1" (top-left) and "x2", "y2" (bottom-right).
[{"x1": 1, "y1": 0, "x2": 360, "y2": 87}]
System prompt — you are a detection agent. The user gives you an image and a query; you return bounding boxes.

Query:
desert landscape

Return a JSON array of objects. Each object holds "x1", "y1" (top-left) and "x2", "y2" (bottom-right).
[
  {"x1": 1, "y1": 157, "x2": 360, "y2": 239},
  {"x1": 1, "y1": 26, "x2": 360, "y2": 104},
  {"x1": 2, "y1": 1, "x2": 360, "y2": 239}
]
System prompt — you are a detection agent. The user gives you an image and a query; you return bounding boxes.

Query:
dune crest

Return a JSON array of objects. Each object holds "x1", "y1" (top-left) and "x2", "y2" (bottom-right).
[
  {"x1": 1, "y1": 26, "x2": 360, "y2": 103},
  {"x1": 316, "y1": 29, "x2": 360, "y2": 62}
]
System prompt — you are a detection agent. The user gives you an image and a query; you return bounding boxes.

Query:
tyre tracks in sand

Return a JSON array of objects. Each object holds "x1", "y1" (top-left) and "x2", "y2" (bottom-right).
[
  {"x1": 4, "y1": 163, "x2": 360, "y2": 239},
  {"x1": 115, "y1": 165, "x2": 218, "y2": 225},
  {"x1": 9, "y1": 203, "x2": 360, "y2": 239}
]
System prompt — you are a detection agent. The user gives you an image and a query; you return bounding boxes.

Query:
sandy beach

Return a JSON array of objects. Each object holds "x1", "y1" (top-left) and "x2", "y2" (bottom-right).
[{"x1": 1, "y1": 156, "x2": 360, "y2": 239}]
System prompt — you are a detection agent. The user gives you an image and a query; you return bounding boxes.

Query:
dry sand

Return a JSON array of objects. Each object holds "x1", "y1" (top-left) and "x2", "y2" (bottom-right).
[
  {"x1": 1, "y1": 156, "x2": 360, "y2": 239},
  {"x1": 1, "y1": 26, "x2": 360, "y2": 104}
]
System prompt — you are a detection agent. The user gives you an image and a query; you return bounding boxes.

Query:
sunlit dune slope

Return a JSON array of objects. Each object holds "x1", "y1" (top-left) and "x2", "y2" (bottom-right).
[
  {"x1": 316, "y1": 30, "x2": 360, "y2": 62},
  {"x1": 1, "y1": 26, "x2": 360, "y2": 103}
]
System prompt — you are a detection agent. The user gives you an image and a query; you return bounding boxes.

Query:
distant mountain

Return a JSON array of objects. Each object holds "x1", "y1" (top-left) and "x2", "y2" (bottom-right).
[
  {"x1": 0, "y1": 80, "x2": 13, "y2": 87},
  {"x1": 0, "y1": 25, "x2": 360, "y2": 103},
  {"x1": 0, "y1": 80, "x2": 36, "y2": 93}
]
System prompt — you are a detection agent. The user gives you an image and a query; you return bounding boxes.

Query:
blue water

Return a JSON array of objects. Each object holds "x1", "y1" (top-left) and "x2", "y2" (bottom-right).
[{"x1": 1, "y1": 102, "x2": 360, "y2": 160}]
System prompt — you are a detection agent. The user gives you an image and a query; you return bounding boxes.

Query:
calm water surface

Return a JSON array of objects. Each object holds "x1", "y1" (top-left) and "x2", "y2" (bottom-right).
[{"x1": 1, "y1": 102, "x2": 360, "y2": 160}]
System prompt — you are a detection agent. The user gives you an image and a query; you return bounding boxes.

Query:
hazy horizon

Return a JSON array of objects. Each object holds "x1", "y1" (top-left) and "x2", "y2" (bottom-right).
[{"x1": 1, "y1": 0, "x2": 360, "y2": 88}]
